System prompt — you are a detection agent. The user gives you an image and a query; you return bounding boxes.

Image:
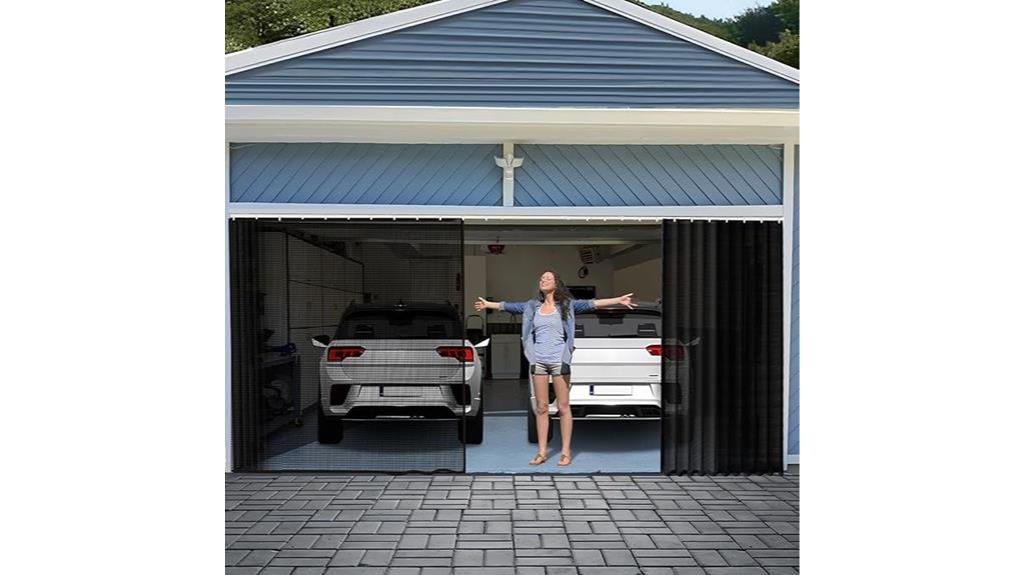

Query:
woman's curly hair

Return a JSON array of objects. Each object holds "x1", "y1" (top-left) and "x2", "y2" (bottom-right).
[{"x1": 536, "y1": 269, "x2": 572, "y2": 320}]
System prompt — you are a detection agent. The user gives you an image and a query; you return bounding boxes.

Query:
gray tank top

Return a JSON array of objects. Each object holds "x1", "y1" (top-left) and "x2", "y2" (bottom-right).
[{"x1": 533, "y1": 306, "x2": 566, "y2": 364}]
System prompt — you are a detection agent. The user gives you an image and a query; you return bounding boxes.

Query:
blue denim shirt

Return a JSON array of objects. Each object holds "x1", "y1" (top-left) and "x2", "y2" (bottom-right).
[{"x1": 499, "y1": 298, "x2": 596, "y2": 365}]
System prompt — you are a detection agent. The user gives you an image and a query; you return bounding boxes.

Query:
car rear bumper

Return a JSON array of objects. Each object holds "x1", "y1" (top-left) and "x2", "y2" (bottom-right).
[
  {"x1": 323, "y1": 383, "x2": 481, "y2": 419},
  {"x1": 532, "y1": 382, "x2": 661, "y2": 419}
]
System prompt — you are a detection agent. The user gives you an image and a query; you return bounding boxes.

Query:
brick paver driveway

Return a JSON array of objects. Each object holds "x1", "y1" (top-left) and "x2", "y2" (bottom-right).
[{"x1": 226, "y1": 470, "x2": 799, "y2": 574}]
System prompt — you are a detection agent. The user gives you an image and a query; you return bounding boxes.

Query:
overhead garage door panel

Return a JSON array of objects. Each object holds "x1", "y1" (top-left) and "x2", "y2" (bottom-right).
[
  {"x1": 661, "y1": 220, "x2": 784, "y2": 474},
  {"x1": 229, "y1": 219, "x2": 470, "y2": 472}
]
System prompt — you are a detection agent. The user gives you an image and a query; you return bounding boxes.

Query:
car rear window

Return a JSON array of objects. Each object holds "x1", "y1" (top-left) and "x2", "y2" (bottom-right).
[
  {"x1": 574, "y1": 309, "x2": 661, "y2": 338},
  {"x1": 335, "y1": 309, "x2": 462, "y2": 340}
]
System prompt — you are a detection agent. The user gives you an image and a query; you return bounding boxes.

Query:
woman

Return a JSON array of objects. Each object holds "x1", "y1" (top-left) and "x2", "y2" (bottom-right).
[{"x1": 475, "y1": 270, "x2": 634, "y2": 466}]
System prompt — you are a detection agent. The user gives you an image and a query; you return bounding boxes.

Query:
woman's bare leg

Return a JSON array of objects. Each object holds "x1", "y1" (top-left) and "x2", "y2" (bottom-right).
[
  {"x1": 552, "y1": 374, "x2": 572, "y2": 461},
  {"x1": 532, "y1": 374, "x2": 551, "y2": 459}
]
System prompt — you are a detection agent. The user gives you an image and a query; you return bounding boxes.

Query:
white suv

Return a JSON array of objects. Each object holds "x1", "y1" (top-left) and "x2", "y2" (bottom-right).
[
  {"x1": 313, "y1": 302, "x2": 488, "y2": 444},
  {"x1": 528, "y1": 302, "x2": 665, "y2": 443}
]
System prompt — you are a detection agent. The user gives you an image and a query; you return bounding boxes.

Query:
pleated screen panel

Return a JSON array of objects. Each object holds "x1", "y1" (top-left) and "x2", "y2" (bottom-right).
[
  {"x1": 229, "y1": 219, "x2": 472, "y2": 472},
  {"x1": 661, "y1": 220, "x2": 784, "y2": 474}
]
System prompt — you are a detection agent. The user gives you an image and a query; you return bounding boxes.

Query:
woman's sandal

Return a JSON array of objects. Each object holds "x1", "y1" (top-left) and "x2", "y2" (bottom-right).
[
  {"x1": 557, "y1": 452, "x2": 572, "y2": 466},
  {"x1": 528, "y1": 452, "x2": 548, "y2": 465}
]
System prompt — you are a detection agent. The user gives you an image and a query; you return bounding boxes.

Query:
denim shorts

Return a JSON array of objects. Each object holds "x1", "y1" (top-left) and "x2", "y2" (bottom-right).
[{"x1": 530, "y1": 362, "x2": 571, "y2": 376}]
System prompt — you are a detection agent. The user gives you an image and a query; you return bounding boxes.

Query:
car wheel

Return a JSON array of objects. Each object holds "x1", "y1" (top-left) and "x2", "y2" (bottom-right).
[
  {"x1": 459, "y1": 411, "x2": 484, "y2": 444},
  {"x1": 460, "y1": 388, "x2": 483, "y2": 444},
  {"x1": 317, "y1": 401, "x2": 343, "y2": 444}
]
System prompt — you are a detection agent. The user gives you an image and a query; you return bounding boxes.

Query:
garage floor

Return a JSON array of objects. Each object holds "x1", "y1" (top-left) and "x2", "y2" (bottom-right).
[
  {"x1": 226, "y1": 467, "x2": 800, "y2": 574},
  {"x1": 257, "y1": 378, "x2": 660, "y2": 474},
  {"x1": 468, "y1": 378, "x2": 660, "y2": 474}
]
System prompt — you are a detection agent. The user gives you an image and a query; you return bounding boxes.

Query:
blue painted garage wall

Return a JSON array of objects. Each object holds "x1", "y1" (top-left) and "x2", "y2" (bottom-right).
[
  {"x1": 226, "y1": 0, "x2": 799, "y2": 108},
  {"x1": 790, "y1": 145, "x2": 799, "y2": 456},
  {"x1": 516, "y1": 145, "x2": 782, "y2": 206},
  {"x1": 230, "y1": 143, "x2": 502, "y2": 205},
  {"x1": 230, "y1": 143, "x2": 783, "y2": 207}
]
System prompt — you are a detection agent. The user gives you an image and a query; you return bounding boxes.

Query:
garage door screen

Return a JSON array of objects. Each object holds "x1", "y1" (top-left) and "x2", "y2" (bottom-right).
[
  {"x1": 662, "y1": 220, "x2": 784, "y2": 474},
  {"x1": 229, "y1": 219, "x2": 469, "y2": 472}
]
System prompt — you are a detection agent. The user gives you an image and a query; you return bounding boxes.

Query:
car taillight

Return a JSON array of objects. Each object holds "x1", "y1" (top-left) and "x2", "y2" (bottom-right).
[
  {"x1": 436, "y1": 346, "x2": 474, "y2": 362},
  {"x1": 327, "y1": 346, "x2": 365, "y2": 362},
  {"x1": 647, "y1": 344, "x2": 686, "y2": 361}
]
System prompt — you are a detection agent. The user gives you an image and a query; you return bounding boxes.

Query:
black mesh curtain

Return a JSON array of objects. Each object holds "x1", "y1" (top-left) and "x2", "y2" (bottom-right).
[
  {"x1": 661, "y1": 220, "x2": 784, "y2": 474},
  {"x1": 229, "y1": 219, "x2": 467, "y2": 472},
  {"x1": 229, "y1": 219, "x2": 264, "y2": 470}
]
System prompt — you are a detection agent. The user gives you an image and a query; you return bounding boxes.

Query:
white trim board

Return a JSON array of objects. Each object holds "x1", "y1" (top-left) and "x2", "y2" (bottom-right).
[
  {"x1": 226, "y1": 203, "x2": 784, "y2": 222},
  {"x1": 782, "y1": 142, "x2": 795, "y2": 473},
  {"x1": 225, "y1": 106, "x2": 799, "y2": 145},
  {"x1": 225, "y1": 0, "x2": 799, "y2": 84},
  {"x1": 225, "y1": 106, "x2": 798, "y2": 127},
  {"x1": 224, "y1": 144, "x2": 233, "y2": 474},
  {"x1": 582, "y1": 0, "x2": 798, "y2": 83}
]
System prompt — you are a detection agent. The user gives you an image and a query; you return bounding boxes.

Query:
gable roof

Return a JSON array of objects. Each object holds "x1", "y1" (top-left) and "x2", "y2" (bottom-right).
[{"x1": 225, "y1": 0, "x2": 798, "y2": 84}]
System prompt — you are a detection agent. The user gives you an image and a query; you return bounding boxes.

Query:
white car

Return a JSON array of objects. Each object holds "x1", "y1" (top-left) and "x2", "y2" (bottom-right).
[
  {"x1": 313, "y1": 302, "x2": 488, "y2": 444},
  {"x1": 528, "y1": 302, "x2": 671, "y2": 443}
]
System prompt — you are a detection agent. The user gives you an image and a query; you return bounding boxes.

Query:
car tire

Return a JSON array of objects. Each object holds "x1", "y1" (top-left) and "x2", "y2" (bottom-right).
[
  {"x1": 317, "y1": 401, "x2": 344, "y2": 444},
  {"x1": 460, "y1": 411, "x2": 484, "y2": 444},
  {"x1": 526, "y1": 404, "x2": 554, "y2": 444},
  {"x1": 460, "y1": 388, "x2": 483, "y2": 444}
]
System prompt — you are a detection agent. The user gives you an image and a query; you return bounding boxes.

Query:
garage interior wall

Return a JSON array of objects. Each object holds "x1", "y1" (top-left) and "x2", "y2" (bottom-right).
[{"x1": 462, "y1": 241, "x2": 662, "y2": 331}]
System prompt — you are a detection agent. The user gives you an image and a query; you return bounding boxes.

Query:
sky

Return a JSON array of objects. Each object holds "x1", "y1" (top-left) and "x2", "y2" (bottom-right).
[{"x1": 657, "y1": 0, "x2": 768, "y2": 19}]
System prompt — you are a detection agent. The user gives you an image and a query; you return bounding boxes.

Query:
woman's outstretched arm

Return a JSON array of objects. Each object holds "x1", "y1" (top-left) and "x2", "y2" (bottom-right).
[
  {"x1": 475, "y1": 297, "x2": 526, "y2": 315},
  {"x1": 592, "y1": 293, "x2": 636, "y2": 310}
]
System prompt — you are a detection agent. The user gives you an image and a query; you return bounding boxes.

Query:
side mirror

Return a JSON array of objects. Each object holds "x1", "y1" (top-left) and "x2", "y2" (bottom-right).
[
  {"x1": 311, "y1": 335, "x2": 331, "y2": 348},
  {"x1": 473, "y1": 338, "x2": 490, "y2": 349}
]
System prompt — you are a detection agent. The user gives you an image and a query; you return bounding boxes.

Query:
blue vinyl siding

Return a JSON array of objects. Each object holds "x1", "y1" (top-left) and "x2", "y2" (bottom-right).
[
  {"x1": 230, "y1": 143, "x2": 782, "y2": 207},
  {"x1": 230, "y1": 143, "x2": 502, "y2": 205},
  {"x1": 515, "y1": 145, "x2": 782, "y2": 206},
  {"x1": 226, "y1": 0, "x2": 798, "y2": 108},
  {"x1": 789, "y1": 145, "x2": 799, "y2": 456}
]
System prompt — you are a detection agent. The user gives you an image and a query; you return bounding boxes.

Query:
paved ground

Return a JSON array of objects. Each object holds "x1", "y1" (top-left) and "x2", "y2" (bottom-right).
[{"x1": 226, "y1": 469, "x2": 799, "y2": 575}]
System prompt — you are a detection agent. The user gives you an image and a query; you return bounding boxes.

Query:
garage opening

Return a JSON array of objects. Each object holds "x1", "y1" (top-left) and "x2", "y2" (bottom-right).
[
  {"x1": 229, "y1": 219, "x2": 468, "y2": 472},
  {"x1": 228, "y1": 217, "x2": 783, "y2": 475},
  {"x1": 463, "y1": 222, "x2": 663, "y2": 473}
]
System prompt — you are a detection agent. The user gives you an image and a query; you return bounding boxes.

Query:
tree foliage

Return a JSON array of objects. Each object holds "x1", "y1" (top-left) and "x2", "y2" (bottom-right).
[
  {"x1": 731, "y1": 5, "x2": 784, "y2": 47},
  {"x1": 226, "y1": 0, "x2": 439, "y2": 52},
  {"x1": 226, "y1": 0, "x2": 799, "y2": 69},
  {"x1": 750, "y1": 28, "x2": 798, "y2": 68},
  {"x1": 639, "y1": 2, "x2": 739, "y2": 43},
  {"x1": 772, "y1": 0, "x2": 799, "y2": 34}
]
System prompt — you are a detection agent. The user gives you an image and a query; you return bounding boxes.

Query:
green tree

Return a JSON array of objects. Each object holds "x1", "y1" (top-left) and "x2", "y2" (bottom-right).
[
  {"x1": 772, "y1": 0, "x2": 799, "y2": 34},
  {"x1": 730, "y1": 5, "x2": 784, "y2": 46},
  {"x1": 751, "y1": 28, "x2": 798, "y2": 68},
  {"x1": 226, "y1": 0, "x2": 440, "y2": 52},
  {"x1": 288, "y1": 0, "x2": 439, "y2": 33},
  {"x1": 225, "y1": 0, "x2": 799, "y2": 69},
  {"x1": 225, "y1": 0, "x2": 304, "y2": 53},
  {"x1": 640, "y1": 2, "x2": 739, "y2": 43}
]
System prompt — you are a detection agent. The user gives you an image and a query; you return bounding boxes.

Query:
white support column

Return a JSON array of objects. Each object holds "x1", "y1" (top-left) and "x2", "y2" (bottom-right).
[
  {"x1": 781, "y1": 142, "x2": 795, "y2": 472},
  {"x1": 497, "y1": 142, "x2": 521, "y2": 207},
  {"x1": 225, "y1": 142, "x2": 233, "y2": 474}
]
